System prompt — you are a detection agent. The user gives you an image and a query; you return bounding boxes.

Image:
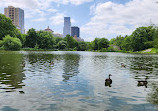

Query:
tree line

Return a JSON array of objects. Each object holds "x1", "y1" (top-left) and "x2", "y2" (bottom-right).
[
  {"x1": 0, "y1": 13, "x2": 158, "y2": 52},
  {"x1": 110, "y1": 25, "x2": 158, "y2": 52}
]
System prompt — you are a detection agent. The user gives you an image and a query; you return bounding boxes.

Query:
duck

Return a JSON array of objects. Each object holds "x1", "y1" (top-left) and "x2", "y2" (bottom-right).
[
  {"x1": 137, "y1": 78, "x2": 148, "y2": 88},
  {"x1": 20, "y1": 62, "x2": 25, "y2": 67},
  {"x1": 19, "y1": 91, "x2": 25, "y2": 94},
  {"x1": 121, "y1": 63, "x2": 126, "y2": 68},
  {"x1": 105, "y1": 74, "x2": 112, "y2": 87},
  {"x1": 49, "y1": 61, "x2": 54, "y2": 65},
  {"x1": 138, "y1": 64, "x2": 143, "y2": 70}
]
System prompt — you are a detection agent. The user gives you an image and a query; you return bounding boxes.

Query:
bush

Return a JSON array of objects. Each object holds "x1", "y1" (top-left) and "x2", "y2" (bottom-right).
[
  {"x1": 100, "y1": 48, "x2": 107, "y2": 52},
  {"x1": 0, "y1": 40, "x2": 3, "y2": 47},
  {"x1": 107, "y1": 46, "x2": 116, "y2": 52},
  {"x1": 2, "y1": 35, "x2": 22, "y2": 50}
]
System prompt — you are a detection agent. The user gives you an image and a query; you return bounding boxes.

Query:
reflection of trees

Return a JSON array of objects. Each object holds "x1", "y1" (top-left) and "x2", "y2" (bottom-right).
[
  {"x1": 147, "y1": 82, "x2": 158, "y2": 104},
  {"x1": 129, "y1": 56, "x2": 158, "y2": 86},
  {"x1": 0, "y1": 52, "x2": 25, "y2": 89},
  {"x1": 62, "y1": 54, "x2": 80, "y2": 82}
]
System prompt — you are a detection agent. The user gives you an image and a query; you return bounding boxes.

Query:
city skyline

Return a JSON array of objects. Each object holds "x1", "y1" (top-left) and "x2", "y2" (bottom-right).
[{"x1": 0, "y1": 0, "x2": 158, "y2": 41}]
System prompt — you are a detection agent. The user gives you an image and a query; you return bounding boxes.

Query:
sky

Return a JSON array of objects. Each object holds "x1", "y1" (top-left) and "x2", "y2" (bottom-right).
[{"x1": 0, "y1": 0, "x2": 158, "y2": 41}]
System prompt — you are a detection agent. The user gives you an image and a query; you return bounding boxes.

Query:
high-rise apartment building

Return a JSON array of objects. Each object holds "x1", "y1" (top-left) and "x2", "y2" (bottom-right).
[
  {"x1": 63, "y1": 17, "x2": 71, "y2": 37},
  {"x1": 71, "y1": 26, "x2": 80, "y2": 37},
  {"x1": 4, "y1": 6, "x2": 24, "y2": 34}
]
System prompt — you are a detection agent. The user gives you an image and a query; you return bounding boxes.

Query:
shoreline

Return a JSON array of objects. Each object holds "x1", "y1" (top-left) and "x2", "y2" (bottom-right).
[{"x1": 0, "y1": 48, "x2": 158, "y2": 54}]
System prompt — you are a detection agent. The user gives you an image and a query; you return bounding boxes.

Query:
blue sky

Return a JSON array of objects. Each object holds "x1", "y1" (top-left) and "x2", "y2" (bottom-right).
[{"x1": 0, "y1": 0, "x2": 158, "y2": 41}]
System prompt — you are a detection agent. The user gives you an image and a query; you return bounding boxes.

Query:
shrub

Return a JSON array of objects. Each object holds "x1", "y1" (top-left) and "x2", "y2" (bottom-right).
[{"x1": 2, "y1": 35, "x2": 22, "y2": 50}]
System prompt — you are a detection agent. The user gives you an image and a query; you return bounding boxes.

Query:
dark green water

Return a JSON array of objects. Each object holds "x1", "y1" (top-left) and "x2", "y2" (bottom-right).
[{"x1": 0, "y1": 51, "x2": 158, "y2": 111}]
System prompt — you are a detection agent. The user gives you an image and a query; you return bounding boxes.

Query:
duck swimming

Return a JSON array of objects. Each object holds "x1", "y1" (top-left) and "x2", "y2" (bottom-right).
[
  {"x1": 137, "y1": 78, "x2": 148, "y2": 88},
  {"x1": 49, "y1": 61, "x2": 54, "y2": 65},
  {"x1": 105, "y1": 74, "x2": 112, "y2": 87},
  {"x1": 121, "y1": 63, "x2": 126, "y2": 68}
]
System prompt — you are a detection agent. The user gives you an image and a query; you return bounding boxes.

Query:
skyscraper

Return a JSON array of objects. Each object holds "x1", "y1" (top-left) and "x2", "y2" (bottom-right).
[
  {"x1": 4, "y1": 6, "x2": 24, "y2": 34},
  {"x1": 71, "y1": 26, "x2": 80, "y2": 37},
  {"x1": 63, "y1": 17, "x2": 71, "y2": 37}
]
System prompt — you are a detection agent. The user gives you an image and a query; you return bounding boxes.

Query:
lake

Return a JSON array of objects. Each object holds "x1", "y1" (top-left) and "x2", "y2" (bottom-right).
[{"x1": 0, "y1": 51, "x2": 158, "y2": 111}]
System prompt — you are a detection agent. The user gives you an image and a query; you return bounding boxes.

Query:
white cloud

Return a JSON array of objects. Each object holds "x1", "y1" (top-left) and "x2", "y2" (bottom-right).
[
  {"x1": 47, "y1": 8, "x2": 58, "y2": 13},
  {"x1": 81, "y1": 0, "x2": 158, "y2": 41},
  {"x1": 50, "y1": 13, "x2": 65, "y2": 25},
  {"x1": 32, "y1": 18, "x2": 47, "y2": 22},
  {"x1": 49, "y1": 0, "x2": 93, "y2": 5},
  {"x1": 49, "y1": 13, "x2": 76, "y2": 25},
  {"x1": 0, "y1": 0, "x2": 57, "y2": 17}
]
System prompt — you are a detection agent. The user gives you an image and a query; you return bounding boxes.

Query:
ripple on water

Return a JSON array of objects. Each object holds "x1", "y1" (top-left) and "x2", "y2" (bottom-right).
[{"x1": 0, "y1": 51, "x2": 158, "y2": 111}]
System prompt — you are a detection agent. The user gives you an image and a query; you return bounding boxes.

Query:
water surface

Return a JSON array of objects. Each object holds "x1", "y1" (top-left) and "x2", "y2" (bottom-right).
[{"x1": 0, "y1": 51, "x2": 158, "y2": 111}]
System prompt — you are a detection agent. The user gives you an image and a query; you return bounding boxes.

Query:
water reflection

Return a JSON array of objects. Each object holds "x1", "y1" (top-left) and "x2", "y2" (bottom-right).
[
  {"x1": 0, "y1": 51, "x2": 158, "y2": 111},
  {"x1": 62, "y1": 54, "x2": 80, "y2": 82},
  {"x1": 147, "y1": 82, "x2": 158, "y2": 105},
  {"x1": 0, "y1": 51, "x2": 25, "y2": 92}
]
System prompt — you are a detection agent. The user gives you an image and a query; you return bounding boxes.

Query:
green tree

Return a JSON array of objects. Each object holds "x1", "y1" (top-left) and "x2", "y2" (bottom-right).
[
  {"x1": 37, "y1": 31, "x2": 55, "y2": 49},
  {"x1": 98, "y1": 38, "x2": 109, "y2": 50},
  {"x1": 85, "y1": 42, "x2": 93, "y2": 51},
  {"x1": 92, "y1": 38, "x2": 100, "y2": 50},
  {"x1": 121, "y1": 35, "x2": 132, "y2": 51},
  {"x1": 130, "y1": 26, "x2": 155, "y2": 51},
  {"x1": 153, "y1": 27, "x2": 158, "y2": 48},
  {"x1": 16, "y1": 32, "x2": 26, "y2": 47},
  {"x1": 55, "y1": 37, "x2": 63, "y2": 44},
  {"x1": 57, "y1": 40, "x2": 67, "y2": 50},
  {"x1": 77, "y1": 41, "x2": 87, "y2": 51},
  {"x1": 0, "y1": 14, "x2": 17, "y2": 39},
  {"x1": 64, "y1": 35, "x2": 77, "y2": 49},
  {"x1": 2, "y1": 35, "x2": 22, "y2": 50},
  {"x1": 25, "y1": 28, "x2": 37, "y2": 48}
]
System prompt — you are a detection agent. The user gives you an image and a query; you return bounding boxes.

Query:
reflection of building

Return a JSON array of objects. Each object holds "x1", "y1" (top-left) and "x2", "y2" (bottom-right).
[
  {"x1": 44, "y1": 26, "x2": 54, "y2": 34},
  {"x1": 63, "y1": 17, "x2": 71, "y2": 37},
  {"x1": 71, "y1": 26, "x2": 80, "y2": 37},
  {"x1": 4, "y1": 6, "x2": 24, "y2": 34}
]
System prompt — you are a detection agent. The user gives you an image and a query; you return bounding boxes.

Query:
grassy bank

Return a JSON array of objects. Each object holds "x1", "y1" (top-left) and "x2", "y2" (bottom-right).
[
  {"x1": 1, "y1": 47, "x2": 158, "y2": 54},
  {"x1": 139, "y1": 48, "x2": 158, "y2": 54}
]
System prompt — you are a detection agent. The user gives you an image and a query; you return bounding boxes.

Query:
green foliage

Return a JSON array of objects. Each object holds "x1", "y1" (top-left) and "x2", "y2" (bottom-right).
[
  {"x1": 100, "y1": 48, "x2": 107, "y2": 52},
  {"x1": 64, "y1": 35, "x2": 77, "y2": 49},
  {"x1": 107, "y1": 46, "x2": 116, "y2": 52},
  {"x1": 25, "y1": 28, "x2": 37, "y2": 48},
  {"x1": 34, "y1": 43, "x2": 39, "y2": 49},
  {"x1": 0, "y1": 14, "x2": 17, "y2": 39},
  {"x1": 98, "y1": 38, "x2": 109, "y2": 50},
  {"x1": 37, "y1": 31, "x2": 55, "y2": 49},
  {"x1": 57, "y1": 40, "x2": 67, "y2": 50},
  {"x1": 55, "y1": 37, "x2": 64, "y2": 44},
  {"x1": 85, "y1": 42, "x2": 93, "y2": 51},
  {"x1": 2, "y1": 35, "x2": 22, "y2": 50},
  {"x1": 0, "y1": 40, "x2": 3, "y2": 47},
  {"x1": 121, "y1": 36, "x2": 132, "y2": 51},
  {"x1": 16, "y1": 32, "x2": 26, "y2": 47},
  {"x1": 91, "y1": 38, "x2": 109, "y2": 50},
  {"x1": 92, "y1": 38, "x2": 99, "y2": 50},
  {"x1": 130, "y1": 26, "x2": 155, "y2": 51},
  {"x1": 77, "y1": 41, "x2": 87, "y2": 51},
  {"x1": 110, "y1": 25, "x2": 157, "y2": 52}
]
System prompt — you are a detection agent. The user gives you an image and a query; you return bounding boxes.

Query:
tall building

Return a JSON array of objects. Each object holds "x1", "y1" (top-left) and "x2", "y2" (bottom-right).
[
  {"x1": 4, "y1": 6, "x2": 24, "y2": 34},
  {"x1": 63, "y1": 17, "x2": 71, "y2": 37},
  {"x1": 71, "y1": 26, "x2": 80, "y2": 37}
]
